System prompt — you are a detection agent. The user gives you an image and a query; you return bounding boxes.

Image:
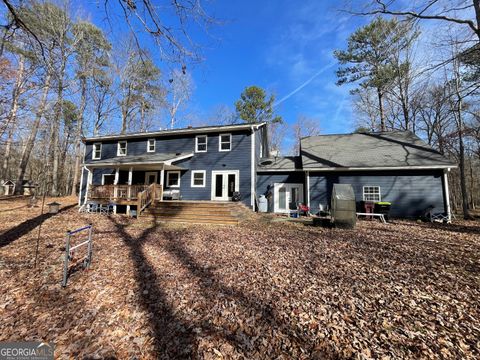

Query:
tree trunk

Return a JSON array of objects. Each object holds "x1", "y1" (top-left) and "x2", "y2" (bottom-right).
[
  {"x1": 454, "y1": 87, "x2": 472, "y2": 219},
  {"x1": 377, "y1": 88, "x2": 386, "y2": 131},
  {"x1": 15, "y1": 73, "x2": 52, "y2": 194},
  {"x1": 71, "y1": 77, "x2": 87, "y2": 196},
  {"x1": 1, "y1": 56, "x2": 25, "y2": 176}
]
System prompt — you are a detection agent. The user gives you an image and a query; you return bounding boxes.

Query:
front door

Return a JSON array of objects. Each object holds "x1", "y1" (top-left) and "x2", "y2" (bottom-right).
[
  {"x1": 211, "y1": 171, "x2": 239, "y2": 201},
  {"x1": 145, "y1": 172, "x2": 158, "y2": 184},
  {"x1": 274, "y1": 183, "x2": 304, "y2": 213}
]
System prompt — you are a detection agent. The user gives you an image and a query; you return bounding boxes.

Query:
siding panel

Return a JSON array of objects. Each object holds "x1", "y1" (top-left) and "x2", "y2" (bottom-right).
[{"x1": 309, "y1": 170, "x2": 445, "y2": 217}]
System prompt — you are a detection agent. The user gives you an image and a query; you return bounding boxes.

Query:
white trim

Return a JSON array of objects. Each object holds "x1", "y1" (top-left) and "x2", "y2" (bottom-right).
[
  {"x1": 164, "y1": 153, "x2": 194, "y2": 165},
  {"x1": 306, "y1": 171, "x2": 310, "y2": 208},
  {"x1": 273, "y1": 183, "x2": 304, "y2": 213},
  {"x1": 363, "y1": 185, "x2": 381, "y2": 202},
  {"x1": 114, "y1": 167, "x2": 119, "y2": 214},
  {"x1": 117, "y1": 141, "x2": 127, "y2": 156},
  {"x1": 250, "y1": 127, "x2": 255, "y2": 208},
  {"x1": 219, "y1": 133, "x2": 232, "y2": 152},
  {"x1": 145, "y1": 171, "x2": 158, "y2": 184},
  {"x1": 86, "y1": 153, "x2": 195, "y2": 167},
  {"x1": 160, "y1": 169, "x2": 164, "y2": 185},
  {"x1": 195, "y1": 135, "x2": 207, "y2": 153},
  {"x1": 102, "y1": 173, "x2": 115, "y2": 185},
  {"x1": 443, "y1": 169, "x2": 451, "y2": 222},
  {"x1": 257, "y1": 169, "x2": 304, "y2": 172},
  {"x1": 211, "y1": 170, "x2": 240, "y2": 201},
  {"x1": 84, "y1": 122, "x2": 267, "y2": 142},
  {"x1": 92, "y1": 143, "x2": 102, "y2": 160},
  {"x1": 304, "y1": 165, "x2": 457, "y2": 171},
  {"x1": 191, "y1": 170, "x2": 206, "y2": 187},
  {"x1": 166, "y1": 171, "x2": 180, "y2": 188},
  {"x1": 147, "y1": 139, "x2": 155, "y2": 153}
]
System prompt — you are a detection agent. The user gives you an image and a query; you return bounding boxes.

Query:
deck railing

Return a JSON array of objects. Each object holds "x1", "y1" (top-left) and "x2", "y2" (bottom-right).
[
  {"x1": 88, "y1": 184, "x2": 162, "y2": 201},
  {"x1": 137, "y1": 183, "x2": 156, "y2": 215}
]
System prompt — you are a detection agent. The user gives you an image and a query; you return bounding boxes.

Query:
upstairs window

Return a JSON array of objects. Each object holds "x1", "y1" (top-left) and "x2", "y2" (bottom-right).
[
  {"x1": 147, "y1": 139, "x2": 155, "y2": 153},
  {"x1": 92, "y1": 143, "x2": 102, "y2": 160},
  {"x1": 196, "y1": 135, "x2": 207, "y2": 152},
  {"x1": 117, "y1": 141, "x2": 127, "y2": 156},
  {"x1": 219, "y1": 133, "x2": 232, "y2": 152},
  {"x1": 363, "y1": 186, "x2": 381, "y2": 202}
]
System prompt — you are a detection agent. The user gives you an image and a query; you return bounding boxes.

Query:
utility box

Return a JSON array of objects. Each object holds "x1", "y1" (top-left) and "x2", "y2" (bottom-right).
[
  {"x1": 331, "y1": 184, "x2": 356, "y2": 229},
  {"x1": 258, "y1": 195, "x2": 268, "y2": 213}
]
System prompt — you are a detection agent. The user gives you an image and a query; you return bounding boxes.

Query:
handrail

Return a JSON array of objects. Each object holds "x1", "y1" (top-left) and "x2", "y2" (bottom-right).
[
  {"x1": 88, "y1": 184, "x2": 148, "y2": 200},
  {"x1": 137, "y1": 183, "x2": 156, "y2": 215}
]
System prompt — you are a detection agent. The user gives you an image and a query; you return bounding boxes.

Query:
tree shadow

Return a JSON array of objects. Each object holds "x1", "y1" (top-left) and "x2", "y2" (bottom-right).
[
  {"x1": 107, "y1": 216, "x2": 332, "y2": 358},
  {"x1": 0, "y1": 204, "x2": 76, "y2": 248}
]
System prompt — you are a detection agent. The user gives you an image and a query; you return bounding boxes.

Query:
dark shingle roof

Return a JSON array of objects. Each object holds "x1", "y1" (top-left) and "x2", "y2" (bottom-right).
[
  {"x1": 257, "y1": 156, "x2": 302, "y2": 171},
  {"x1": 85, "y1": 153, "x2": 190, "y2": 166},
  {"x1": 301, "y1": 131, "x2": 456, "y2": 170}
]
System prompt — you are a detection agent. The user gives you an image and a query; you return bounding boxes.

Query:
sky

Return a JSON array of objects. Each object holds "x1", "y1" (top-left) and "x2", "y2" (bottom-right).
[{"x1": 78, "y1": 0, "x2": 369, "y2": 150}]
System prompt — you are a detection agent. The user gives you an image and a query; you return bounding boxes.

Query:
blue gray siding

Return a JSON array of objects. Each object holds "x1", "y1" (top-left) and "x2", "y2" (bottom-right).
[
  {"x1": 257, "y1": 172, "x2": 306, "y2": 212},
  {"x1": 309, "y1": 170, "x2": 446, "y2": 217},
  {"x1": 81, "y1": 130, "x2": 254, "y2": 207}
]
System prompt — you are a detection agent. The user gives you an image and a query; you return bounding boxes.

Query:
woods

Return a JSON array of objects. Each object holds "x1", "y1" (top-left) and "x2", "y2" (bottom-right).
[
  {"x1": 0, "y1": 0, "x2": 202, "y2": 196},
  {"x1": 336, "y1": 1, "x2": 480, "y2": 218}
]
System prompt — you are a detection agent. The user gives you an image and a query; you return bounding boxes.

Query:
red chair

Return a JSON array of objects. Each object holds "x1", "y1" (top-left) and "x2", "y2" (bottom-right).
[{"x1": 298, "y1": 203, "x2": 310, "y2": 216}]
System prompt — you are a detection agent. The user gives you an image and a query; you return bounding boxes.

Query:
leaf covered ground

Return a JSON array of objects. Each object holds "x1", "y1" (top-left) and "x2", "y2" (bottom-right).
[{"x1": 0, "y1": 197, "x2": 479, "y2": 359}]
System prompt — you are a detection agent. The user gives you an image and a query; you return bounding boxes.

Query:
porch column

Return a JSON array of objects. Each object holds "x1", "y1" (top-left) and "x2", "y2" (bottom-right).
[
  {"x1": 127, "y1": 167, "x2": 133, "y2": 215},
  {"x1": 306, "y1": 171, "x2": 310, "y2": 208},
  {"x1": 160, "y1": 165, "x2": 165, "y2": 202},
  {"x1": 444, "y1": 168, "x2": 452, "y2": 222},
  {"x1": 114, "y1": 167, "x2": 119, "y2": 214}
]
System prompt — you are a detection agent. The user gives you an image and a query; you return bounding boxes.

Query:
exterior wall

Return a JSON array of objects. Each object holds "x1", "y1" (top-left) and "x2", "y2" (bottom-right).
[
  {"x1": 81, "y1": 129, "x2": 255, "y2": 207},
  {"x1": 309, "y1": 170, "x2": 446, "y2": 218},
  {"x1": 257, "y1": 172, "x2": 305, "y2": 212}
]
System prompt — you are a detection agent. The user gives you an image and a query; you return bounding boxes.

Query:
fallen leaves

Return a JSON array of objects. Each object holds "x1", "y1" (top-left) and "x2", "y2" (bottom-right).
[{"x1": 0, "y1": 197, "x2": 479, "y2": 358}]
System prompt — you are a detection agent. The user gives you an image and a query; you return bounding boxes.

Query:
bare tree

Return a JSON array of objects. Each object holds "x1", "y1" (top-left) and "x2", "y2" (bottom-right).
[
  {"x1": 165, "y1": 68, "x2": 193, "y2": 129},
  {"x1": 347, "y1": 0, "x2": 480, "y2": 42},
  {"x1": 291, "y1": 115, "x2": 321, "y2": 155}
]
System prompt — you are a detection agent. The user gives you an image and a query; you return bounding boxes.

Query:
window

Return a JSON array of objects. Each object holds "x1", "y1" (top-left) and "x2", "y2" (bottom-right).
[
  {"x1": 147, "y1": 139, "x2": 155, "y2": 152},
  {"x1": 102, "y1": 174, "x2": 115, "y2": 185},
  {"x1": 363, "y1": 186, "x2": 381, "y2": 202},
  {"x1": 219, "y1": 133, "x2": 231, "y2": 152},
  {"x1": 166, "y1": 171, "x2": 180, "y2": 187},
  {"x1": 191, "y1": 170, "x2": 206, "y2": 187},
  {"x1": 92, "y1": 143, "x2": 102, "y2": 160},
  {"x1": 196, "y1": 135, "x2": 207, "y2": 152},
  {"x1": 117, "y1": 141, "x2": 127, "y2": 156}
]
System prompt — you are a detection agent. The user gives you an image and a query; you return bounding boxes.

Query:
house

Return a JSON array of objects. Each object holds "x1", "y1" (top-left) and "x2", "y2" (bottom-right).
[
  {"x1": 79, "y1": 124, "x2": 456, "y2": 219},
  {"x1": 0, "y1": 180, "x2": 15, "y2": 196},
  {"x1": 257, "y1": 131, "x2": 456, "y2": 219},
  {"x1": 79, "y1": 123, "x2": 268, "y2": 214},
  {"x1": 0, "y1": 179, "x2": 37, "y2": 196}
]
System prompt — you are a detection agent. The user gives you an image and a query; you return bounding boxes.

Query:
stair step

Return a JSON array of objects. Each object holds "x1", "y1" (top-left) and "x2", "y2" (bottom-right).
[
  {"x1": 140, "y1": 213, "x2": 238, "y2": 220},
  {"x1": 139, "y1": 216, "x2": 238, "y2": 225},
  {"x1": 153, "y1": 202, "x2": 237, "y2": 208},
  {"x1": 143, "y1": 209, "x2": 235, "y2": 216}
]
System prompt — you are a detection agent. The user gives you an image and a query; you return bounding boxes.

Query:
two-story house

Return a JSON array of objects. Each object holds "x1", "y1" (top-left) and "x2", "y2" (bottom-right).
[
  {"x1": 80, "y1": 123, "x2": 455, "y2": 221},
  {"x1": 79, "y1": 123, "x2": 268, "y2": 215}
]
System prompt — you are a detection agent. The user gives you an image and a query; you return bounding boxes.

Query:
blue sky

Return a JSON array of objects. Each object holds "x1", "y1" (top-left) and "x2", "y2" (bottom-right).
[{"x1": 79, "y1": 0, "x2": 368, "y2": 147}]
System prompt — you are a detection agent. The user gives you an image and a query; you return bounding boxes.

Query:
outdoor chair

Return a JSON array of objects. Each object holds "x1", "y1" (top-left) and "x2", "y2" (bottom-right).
[
  {"x1": 298, "y1": 203, "x2": 310, "y2": 216},
  {"x1": 99, "y1": 203, "x2": 113, "y2": 215},
  {"x1": 86, "y1": 201, "x2": 99, "y2": 213}
]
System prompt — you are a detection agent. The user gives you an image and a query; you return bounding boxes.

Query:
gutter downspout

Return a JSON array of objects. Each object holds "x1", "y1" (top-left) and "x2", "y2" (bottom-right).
[
  {"x1": 306, "y1": 171, "x2": 310, "y2": 208},
  {"x1": 444, "y1": 168, "x2": 452, "y2": 222},
  {"x1": 251, "y1": 125, "x2": 255, "y2": 209}
]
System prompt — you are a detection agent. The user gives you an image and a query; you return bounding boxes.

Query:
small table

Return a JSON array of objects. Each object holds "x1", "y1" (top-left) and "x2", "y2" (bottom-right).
[{"x1": 356, "y1": 212, "x2": 387, "y2": 224}]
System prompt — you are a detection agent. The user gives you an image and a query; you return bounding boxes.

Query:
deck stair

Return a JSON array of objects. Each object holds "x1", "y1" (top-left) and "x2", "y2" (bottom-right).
[{"x1": 139, "y1": 201, "x2": 248, "y2": 225}]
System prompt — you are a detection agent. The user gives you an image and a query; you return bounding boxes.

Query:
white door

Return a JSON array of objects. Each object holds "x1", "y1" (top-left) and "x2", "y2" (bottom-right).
[
  {"x1": 145, "y1": 172, "x2": 158, "y2": 184},
  {"x1": 274, "y1": 183, "x2": 304, "y2": 213},
  {"x1": 211, "y1": 170, "x2": 239, "y2": 201}
]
